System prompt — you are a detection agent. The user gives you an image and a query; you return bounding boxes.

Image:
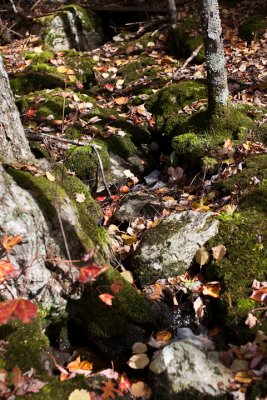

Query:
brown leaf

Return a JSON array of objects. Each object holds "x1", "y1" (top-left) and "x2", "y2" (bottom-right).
[
  {"x1": 212, "y1": 245, "x2": 227, "y2": 261},
  {"x1": 195, "y1": 247, "x2": 210, "y2": 266},
  {"x1": 127, "y1": 354, "x2": 149, "y2": 369}
]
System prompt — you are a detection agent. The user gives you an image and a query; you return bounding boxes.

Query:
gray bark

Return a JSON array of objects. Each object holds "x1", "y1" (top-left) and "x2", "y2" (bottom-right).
[
  {"x1": 0, "y1": 56, "x2": 34, "y2": 164},
  {"x1": 167, "y1": 0, "x2": 177, "y2": 28},
  {"x1": 200, "y1": 0, "x2": 229, "y2": 112}
]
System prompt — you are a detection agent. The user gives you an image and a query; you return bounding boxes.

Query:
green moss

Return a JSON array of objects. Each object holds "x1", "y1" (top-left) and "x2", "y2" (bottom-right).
[
  {"x1": 172, "y1": 133, "x2": 204, "y2": 165},
  {"x1": 121, "y1": 57, "x2": 156, "y2": 83},
  {"x1": 64, "y1": 52, "x2": 96, "y2": 87},
  {"x1": 10, "y1": 72, "x2": 65, "y2": 95},
  {"x1": 145, "y1": 80, "x2": 206, "y2": 137},
  {"x1": 64, "y1": 124, "x2": 83, "y2": 140},
  {"x1": 24, "y1": 50, "x2": 54, "y2": 63},
  {"x1": 67, "y1": 268, "x2": 156, "y2": 339},
  {"x1": 106, "y1": 134, "x2": 137, "y2": 159},
  {"x1": 168, "y1": 27, "x2": 204, "y2": 63},
  {"x1": 65, "y1": 140, "x2": 110, "y2": 188},
  {"x1": 202, "y1": 156, "x2": 218, "y2": 172},
  {"x1": 0, "y1": 318, "x2": 49, "y2": 373},
  {"x1": 239, "y1": 15, "x2": 267, "y2": 43},
  {"x1": 205, "y1": 160, "x2": 267, "y2": 340}
]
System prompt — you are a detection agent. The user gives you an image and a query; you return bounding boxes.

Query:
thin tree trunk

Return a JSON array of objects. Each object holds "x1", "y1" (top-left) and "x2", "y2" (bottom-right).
[
  {"x1": 0, "y1": 56, "x2": 34, "y2": 164},
  {"x1": 167, "y1": 0, "x2": 177, "y2": 28},
  {"x1": 200, "y1": 0, "x2": 229, "y2": 114}
]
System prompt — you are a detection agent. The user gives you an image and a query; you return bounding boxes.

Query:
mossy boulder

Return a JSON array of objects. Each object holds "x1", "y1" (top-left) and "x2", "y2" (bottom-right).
[
  {"x1": 30, "y1": 4, "x2": 104, "y2": 51},
  {"x1": 205, "y1": 154, "x2": 267, "y2": 341},
  {"x1": 145, "y1": 80, "x2": 206, "y2": 137},
  {"x1": 121, "y1": 56, "x2": 157, "y2": 84},
  {"x1": 172, "y1": 133, "x2": 205, "y2": 167},
  {"x1": 239, "y1": 15, "x2": 267, "y2": 43}
]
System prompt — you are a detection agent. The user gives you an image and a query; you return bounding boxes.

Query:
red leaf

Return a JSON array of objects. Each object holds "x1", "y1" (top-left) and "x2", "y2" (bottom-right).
[
  {"x1": 111, "y1": 279, "x2": 124, "y2": 294},
  {"x1": 98, "y1": 293, "x2": 114, "y2": 306},
  {"x1": 25, "y1": 107, "x2": 36, "y2": 118},
  {"x1": 0, "y1": 298, "x2": 37, "y2": 324},
  {"x1": 119, "y1": 374, "x2": 131, "y2": 392},
  {"x1": 104, "y1": 84, "x2": 114, "y2": 91},
  {"x1": 79, "y1": 264, "x2": 109, "y2": 284},
  {"x1": 0, "y1": 260, "x2": 15, "y2": 282}
]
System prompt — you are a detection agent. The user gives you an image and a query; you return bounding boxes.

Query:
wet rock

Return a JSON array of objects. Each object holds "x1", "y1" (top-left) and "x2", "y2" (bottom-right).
[
  {"x1": 114, "y1": 192, "x2": 163, "y2": 223},
  {"x1": 30, "y1": 5, "x2": 104, "y2": 51},
  {"x1": 131, "y1": 211, "x2": 219, "y2": 284},
  {"x1": 149, "y1": 334, "x2": 231, "y2": 399}
]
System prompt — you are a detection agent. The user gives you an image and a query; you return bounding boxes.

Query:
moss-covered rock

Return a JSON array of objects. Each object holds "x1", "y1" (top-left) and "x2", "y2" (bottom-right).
[
  {"x1": 30, "y1": 4, "x2": 104, "y2": 52},
  {"x1": 168, "y1": 27, "x2": 204, "y2": 63},
  {"x1": 239, "y1": 15, "x2": 267, "y2": 43},
  {"x1": 0, "y1": 318, "x2": 49, "y2": 373},
  {"x1": 205, "y1": 155, "x2": 267, "y2": 341},
  {"x1": 145, "y1": 80, "x2": 206, "y2": 137},
  {"x1": 121, "y1": 56, "x2": 157, "y2": 83},
  {"x1": 172, "y1": 133, "x2": 205, "y2": 167}
]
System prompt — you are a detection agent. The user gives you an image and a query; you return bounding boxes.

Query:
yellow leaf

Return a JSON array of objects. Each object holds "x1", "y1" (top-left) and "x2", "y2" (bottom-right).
[
  {"x1": 127, "y1": 353, "x2": 149, "y2": 369},
  {"x1": 115, "y1": 96, "x2": 128, "y2": 105},
  {"x1": 121, "y1": 234, "x2": 137, "y2": 245},
  {"x1": 120, "y1": 270, "x2": 134, "y2": 284},
  {"x1": 66, "y1": 68, "x2": 75, "y2": 75},
  {"x1": 57, "y1": 66, "x2": 68, "y2": 73},
  {"x1": 68, "y1": 389, "x2": 91, "y2": 400},
  {"x1": 234, "y1": 371, "x2": 252, "y2": 384},
  {"x1": 212, "y1": 245, "x2": 226, "y2": 261},
  {"x1": 69, "y1": 75, "x2": 76, "y2": 82},
  {"x1": 45, "y1": 171, "x2": 56, "y2": 182},
  {"x1": 195, "y1": 247, "x2": 209, "y2": 266}
]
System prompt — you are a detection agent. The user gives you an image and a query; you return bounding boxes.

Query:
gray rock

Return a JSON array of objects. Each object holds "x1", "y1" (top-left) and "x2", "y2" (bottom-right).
[
  {"x1": 131, "y1": 211, "x2": 219, "y2": 284},
  {"x1": 114, "y1": 192, "x2": 163, "y2": 223},
  {"x1": 149, "y1": 337, "x2": 231, "y2": 398},
  {"x1": 30, "y1": 5, "x2": 104, "y2": 51}
]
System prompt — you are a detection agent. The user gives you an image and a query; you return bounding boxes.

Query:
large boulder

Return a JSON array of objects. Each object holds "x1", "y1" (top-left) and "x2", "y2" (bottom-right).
[
  {"x1": 149, "y1": 333, "x2": 231, "y2": 399},
  {"x1": 30, "y1": 5, "x2": 105, "y2": 51},
  {"x1": 131, "y1": 211, "x2": 219, "y2": 284}
]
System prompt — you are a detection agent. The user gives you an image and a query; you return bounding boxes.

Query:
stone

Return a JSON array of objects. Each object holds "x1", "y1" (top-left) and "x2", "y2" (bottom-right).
[
  {"x1": 149, "y1": 335, "x2": 231, "y2": 398},
  {"x1": 30, "y1": 5, "x2": 105, "y2": 51},
  {"x1": 131, "y1": 211, "x2": 219, "y2": 284},
  {"x1": 114, "y1": 192, "x2": 163, "y2": 223}
]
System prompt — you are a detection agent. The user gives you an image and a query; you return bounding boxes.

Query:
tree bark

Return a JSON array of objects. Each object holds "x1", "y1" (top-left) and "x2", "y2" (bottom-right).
[
  {"x1": 167, "y1": 0, "x2": 177, "y2": 28},
  {"x1": 0, "y1": 56, "x2": 34, "y2": 164},
  {"x1": 200, "y1": 0, "x2": 229, "y2": 114}
]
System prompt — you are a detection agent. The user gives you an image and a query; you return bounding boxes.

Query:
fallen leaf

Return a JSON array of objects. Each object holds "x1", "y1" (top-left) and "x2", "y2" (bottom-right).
[
  {"x1": 202, "y1": 282, "x2": 221, "y2": 298},
  {"x1": 0, "y1": 298, "x2": 37, "y2": 324},
  {"x1": 57, "y1": 65, "x2": 67, "y2": 73},
  {"x1": 155, "y1": 331, "x2": 172, "y2": 342},
  {"x1": 45, "y1": 171, "x2": 56, "y2": 182},
  {"x1": 0, "y1": 260, "x2": 15, "y2": 282},
  {"x1": 127, "y1": 354, "x2": 149, "y2": 369},
  {"x1": 120, "y1": 270, "x2": 134, "y2": 284},
  {"x1": 119, "y1": 185, "x2": 130, "y2": 193},
  {"x1": 118, "y1": 374, "x2": 131, "y2": 392},
  {"x1": 67, "y1": 356, "x2": 93, "y2": 372},
  {"x1": 234, "y1": 371, "x2": 252, "y2": 384},
  {"x1": 121, "y1": 234, "x2": 137, "y2": 245},
  {"x1": 193, "y1": 296, "x2": 205, "y2": 321},
  {"x1": 132, "y1": 342, "x2": 148, "y2": 354},
  {"x1": 123, "y1": 169, "x2": 135, "y2": 178},
  {"x1": 69, "y1": 389, "x2": 91, "y2": 400},
  {"x1": 101, "y1": 380, "x2": 121, "y2": 400},
  {"x1": 111, "y1": 279, "x2": 124, "y2": 293},
  {"x1": 115, "y1": 97, "x2": 128, "y2": 105},
  {"x1": 98, "y1": 293, "x2": 114, "y2": 306},
  {"x1": 195, "y1": 247, "x2": 210, "y2": 266},
  {"x1": 212, "y1": 245, "x2": 227, "y2": 261},
  {"x1": 79, "y1": 264, "x2": 109, "y2": 283},
  {"x1": 245, "y1": 313, "x2": 258, "y2": 329},
  {"x1": 115, "y1": 79, "x2": 124, "y2": 89},
  {"x1": 75, "y1": 193, "x2": 86, "y2": 203},
  {"x1": 1, "y1": 235, "x2": 23, "y2": 252},
  {"x1": 130, "y1": 381, "x2": 152, "y2": 399}
]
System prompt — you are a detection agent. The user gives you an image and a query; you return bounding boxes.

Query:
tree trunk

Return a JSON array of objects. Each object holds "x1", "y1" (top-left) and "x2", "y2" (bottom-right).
[
  {"x1": 200, "y1": 0, "x2": 229, "y2": 114},
  {"x1": 167, "y1": 0, "x2": 177, "y2": 28},
  {"x1": 0, "y1": 56, "x2": 34, "y2": 164}
]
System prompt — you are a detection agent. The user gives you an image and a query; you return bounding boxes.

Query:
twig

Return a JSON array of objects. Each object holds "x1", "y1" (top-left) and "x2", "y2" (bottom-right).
[
  {"x1": 8, "y1": 0, "x2": 18, "y2": 13},
  {"x1": 26, "y1": 130, "x2": 112, "y2": 198},
  {"x1": 173, "y1": 44, "x2": 203, "y2": 79}
]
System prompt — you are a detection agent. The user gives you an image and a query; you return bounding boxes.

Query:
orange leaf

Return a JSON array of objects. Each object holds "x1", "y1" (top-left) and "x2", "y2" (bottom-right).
[
  {"x1": 79, "y1": 264, "x2": 109, "y2": 283},
  {"x1": 98, "y1": 293, "x2": 114, "y2": 306},
  {"x1": 202, "y1": 282, "x2": 221, "y2": 298},
  {"x1": 0, "y1": 298, "x2": 37, "y2": 324},
  {"x1": 155, "y1": 330, "x2": 172, "y2": 342},
  {"x1": 67, "y1": 356, "x2": 93, "y2": 372},
  {"x1": 1, "y1": 235, "x2": 23, "y2": 252},
  {"x1": 119, "y1": 185, "x2": 130, "y2": 194},
  {"x1": 101, "y1": 380, "x2": 122, "y2": 400},
  {"x1": 0, "y1": 260, "x2": 15, "y2": 282},
  {"x1": 119, "y1": 374, "x2": 131, "y2": 392}
]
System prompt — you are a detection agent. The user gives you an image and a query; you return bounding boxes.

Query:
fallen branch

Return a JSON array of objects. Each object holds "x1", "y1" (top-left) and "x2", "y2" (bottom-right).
[
  {"x1": 173, "y1": 44, "x2": 203, "y2": 79},
  {"x1": 26, "y1": 130, "x2": 112, "y2": 198}
]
